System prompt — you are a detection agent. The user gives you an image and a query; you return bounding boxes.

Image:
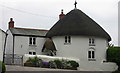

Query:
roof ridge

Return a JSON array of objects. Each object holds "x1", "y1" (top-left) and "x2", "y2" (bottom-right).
[{"x1": 14, "y1": 27, "x2": 49, "y2": 31}]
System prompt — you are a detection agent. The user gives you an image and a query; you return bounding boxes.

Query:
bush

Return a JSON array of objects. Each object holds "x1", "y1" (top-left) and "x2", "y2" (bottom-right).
[
  {"x1": 25, "y1": 56, "x2": 43, "y2": 67},
  {"x1": 25, "y1": 57, "x2": 79, "y2": 70},
  {"x1": 54, "y1": 59, "x2": 63, "y2": 69},
  {"x1": 61, "y1": 59, "x2": 71, "y2": 69},
  {"x1": 112, "y1": 70, "x2": 120, "y2": 73},
  {"x1": 49, "y1": 61, "x2": 57, "y2": 68},
  {"x1": 49, "y1": 59, "x2": 79, "y2": 70},
  {"x1": 107, "y1": 47, "x2": 120, "y2": 73},
  {"x1": 67, "y1": 60, "x2": 79, "y2": 69},
  {"x1": 42, "y1": 62, "x2": 49, "y2": 68},
  {"x1": 0, "y1": 61, "x2": 6, "y2": 73},
  {"x1": 107, "y1": 47, "x2": 120, "y2": 68}
]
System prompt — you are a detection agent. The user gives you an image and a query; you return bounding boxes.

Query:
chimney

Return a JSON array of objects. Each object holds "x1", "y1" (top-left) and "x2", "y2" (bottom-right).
[
  {"x1": 8, "y1": 18, "x2": 14, "y2": 29},
  {"x1": 59, "y1": 9, "x2": 65, "y2": 20}
]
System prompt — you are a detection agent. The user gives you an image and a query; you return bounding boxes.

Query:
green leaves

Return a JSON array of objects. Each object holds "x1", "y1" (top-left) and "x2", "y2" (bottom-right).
[
  {"x1": 107, "y1": 47, "x2": 120, "y2": 72},
  {"x1": 0, "y1": 61, "x2": 6, "y2": 73}
]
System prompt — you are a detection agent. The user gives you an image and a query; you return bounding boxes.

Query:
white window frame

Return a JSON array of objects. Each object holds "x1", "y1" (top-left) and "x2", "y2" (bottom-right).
[
  {"x1": 89, "y1": 38, "x2": 95, "y2": 46},
  {"x1": 64, "y1": 36, "x2": 71, "y2": 44},
  {"x1": 29, "y1": 37, "x2": 36, "y2": 45},
  {"x1": 29, "y1": 51, "x2": 36, "y2": 55},
  {"x1": 88, "y1": 48, "x2": 96, "y2": 61}
]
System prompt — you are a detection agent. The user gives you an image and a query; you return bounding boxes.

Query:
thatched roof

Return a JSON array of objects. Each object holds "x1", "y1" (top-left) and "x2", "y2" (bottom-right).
[
  {"x1": 42, "y1": 38, "x2": 56, "y2": 52},
  {"x1": 46, "y1": 9, "x2": 111, "y2": 41}
]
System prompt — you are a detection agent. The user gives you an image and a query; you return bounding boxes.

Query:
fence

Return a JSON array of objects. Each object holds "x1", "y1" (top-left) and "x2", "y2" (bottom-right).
[{"x1": 4, "y1": 54, "x2": 23, "y2": 65}]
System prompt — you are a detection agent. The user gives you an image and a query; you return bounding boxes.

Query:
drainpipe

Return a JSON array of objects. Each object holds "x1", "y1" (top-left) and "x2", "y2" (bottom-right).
[
  {"x1": 12, "y1": 35, "x2": 15, "y2": 64},
  {"x1": 3, "y1": 33, "x2": 8, "y2": 63}
]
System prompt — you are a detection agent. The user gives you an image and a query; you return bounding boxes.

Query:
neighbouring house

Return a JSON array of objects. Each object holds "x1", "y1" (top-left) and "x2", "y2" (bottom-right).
[
  {"x1": 5, "y1": 18, "x2": 48, "y2": 65},
  {"x1": 0, "y1": 29, "x2": 7, "y2": 61},
  {"x1": 118, "y1": 1, "x2": 120, "y2": 46},
  {"x1": 43, "y1": 5, "x2": 118, "y2": 71}
]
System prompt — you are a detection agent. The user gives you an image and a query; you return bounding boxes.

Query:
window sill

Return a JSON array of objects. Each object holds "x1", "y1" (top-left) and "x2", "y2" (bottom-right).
[
  {"x1": 29, "y1": 45, "x2": 37, "y2": 47},
  {"x1": 89, "y1": 44, "x2": 95, "y2": 46},
  {"x1": 64, "y1": 43, "x2": 71, "y2": 45},
  {"x1": 88, "y1": 59, "x2": 96, "y2": 61}
]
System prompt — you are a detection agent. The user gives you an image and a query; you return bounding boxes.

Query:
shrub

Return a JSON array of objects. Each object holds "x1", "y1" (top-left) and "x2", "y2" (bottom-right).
[
  {"x1": 49, "y1": 59, "x2": 79, "y2": 70},
  {"x1": 0, "y1": 61, "x2": 6, "y2": 73},
  {"x1": 42, "y1": 62, "x2": 49, "y2": 68},
  {"x1": 25, "y1": 57, "x2": 79, "y2": 70},
  {"x1": 49, "y1": 61, "x2": 57, "y2": 68},
  {"x1": 107, "y1": 47, "x2": 120, "y2": 69},
  {"x1": 61, "y1": 59, "x2": 71, "y2": 69},
  {"x1": 25, "y1": 56, "x2": 43, "y2": 67},
  {"x1": 107, "y1": 47, "x2": 120, "y2": 73},
  {"x1": 54, "y1": 59, "x2": 63, "y2": 69},
  {"x1": 112, "y1": 70, "x2": 120, "y2": 73},
  {"x1": 67, "y1": 60, "x2": 79, "y2": 68}
]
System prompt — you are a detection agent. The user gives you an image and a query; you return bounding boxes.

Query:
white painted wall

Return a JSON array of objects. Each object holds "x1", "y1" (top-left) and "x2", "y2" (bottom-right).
[
  {"x1": 118, "y1": 1, "x2": 120, "y2": 46},
  {"x1": 14, "y1": 36, "x2": 46, "y2": 55},
  {"x1": 5, "y1": 30, "x2": 13, "y2": 55},
  {"x1": 6, "y1": 29, "x2": 46, "y2": 56},
  {"x1": 52, "y1": 36, "x2": 117, "y2": 71},
  {"x1": 0, "y1": 29, "x2": 6, "y2": 61}
]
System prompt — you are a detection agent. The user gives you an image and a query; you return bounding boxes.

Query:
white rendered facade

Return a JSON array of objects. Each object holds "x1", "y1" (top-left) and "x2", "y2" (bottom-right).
[
  {"x1": 118, "y1": 1, "x2": 120, "y2": 46},
  {"x1": 52, "y1": 36, "x2": 117, "y2": 71},
  {"x1": 5, "y1": 30, "x2": 46, "y2": 56},
  {"x1": 0, "y1": 29, "x2": 6, "y2": 61}
]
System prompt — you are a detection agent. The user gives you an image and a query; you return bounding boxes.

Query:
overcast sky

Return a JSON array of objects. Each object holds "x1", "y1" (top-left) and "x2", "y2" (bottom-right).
[{"x1": 0, "y1": 0, "x2": 119, "y2": 46}]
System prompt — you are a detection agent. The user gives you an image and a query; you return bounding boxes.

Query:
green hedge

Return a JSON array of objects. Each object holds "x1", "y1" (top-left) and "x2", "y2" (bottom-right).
[
  {"x1": 0, "y1": 61, "x2": 6, "y2": 73},
  {"x1": 107, "y1": 47, "x2": 120, "y2": 73}
]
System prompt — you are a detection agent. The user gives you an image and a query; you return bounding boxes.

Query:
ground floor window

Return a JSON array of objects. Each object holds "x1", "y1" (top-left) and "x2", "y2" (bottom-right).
[
  {"x1": 88, "y1": 48, "x2": 96, "y2": 61},
  {"x1": 29, "y1": 51, "x2": 36, "y2": 55}
]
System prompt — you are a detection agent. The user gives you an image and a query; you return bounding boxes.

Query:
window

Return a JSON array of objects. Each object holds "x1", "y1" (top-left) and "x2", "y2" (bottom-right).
[
  {"x1": 29, "y1": 51, "x2": 36, "y2": 55},
  {"x1": 89, "y1": 38, "x2": 95, "y2": 46},
  {"x1": 29, "y1": 37, "x2": 32, "y2": 45},
  {"x1": 88, "y1": 48, "x2": 96, "y2": 61},
  {"x1": 65, "y1": 36, "x2": 71, "y2": 44},
  {"x1": 29, "y1": 37, "x2": 36, "y2": 45},
  {"x1": 33, "y1": 52, "x2": 36, "y2": 55},
  {"x1": 88, "y1": 51, "x2": 95, "y2": 59},
  {"x1": 29, "y1": 52, "x2": 32, "y2": 55}
]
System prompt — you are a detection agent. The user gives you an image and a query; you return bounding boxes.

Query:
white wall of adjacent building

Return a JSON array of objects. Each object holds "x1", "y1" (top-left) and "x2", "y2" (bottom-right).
[
  {"x1": 0, "y1": 29, "x2": 6, "y2": 61},
  {"x1": 14, "y1": 36, "x2": 46, "y2": 55},
  {"x1": 118, "y1": 1, "x2": 120, "y2": 46},
  {"x1": 5, "y1": 30, "x2": 46, "y2": 56},
  {"x1": 52, "y1": 36, "x2": 117, "y2": 71},
  {"x1": 5, "y1": 30, "x2": 13, "y2": 55}
]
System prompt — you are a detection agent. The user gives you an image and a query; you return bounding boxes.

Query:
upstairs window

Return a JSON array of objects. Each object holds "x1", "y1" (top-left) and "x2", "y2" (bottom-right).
[
  {"x1": 89, "y1": 38, "x2": 95, "y2": 46},
  {"x1": 65, "y1": 36, "x2": 71, "y2": 44},
  {"x1": 29, "y1": 37, "x2": 36, "y2": 45}
]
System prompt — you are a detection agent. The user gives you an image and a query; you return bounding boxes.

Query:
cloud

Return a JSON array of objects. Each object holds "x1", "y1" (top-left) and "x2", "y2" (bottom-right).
[{"x1": 0, "y1": 0, "x2": 119, "y2": 45}]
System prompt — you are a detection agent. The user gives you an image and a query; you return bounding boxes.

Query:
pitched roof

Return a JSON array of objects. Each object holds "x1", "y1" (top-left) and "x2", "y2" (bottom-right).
[
  {"x1": 42, "y1": 38, "x2": 56, "y2": 52},
  {"x1": 0, "y1": 28, "x2": 7, "y2": 34},
  {"x1": 46, "y1": 9, "x2": 111, "y2": 41},
  {"x1": 10, "y1": 27, "x2": 48, "y2": 37}
]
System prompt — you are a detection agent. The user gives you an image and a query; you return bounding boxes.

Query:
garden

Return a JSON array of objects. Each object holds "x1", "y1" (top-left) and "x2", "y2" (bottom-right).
[{"x1": 24, "y1": 56, "x2": 79, "y2": 70}]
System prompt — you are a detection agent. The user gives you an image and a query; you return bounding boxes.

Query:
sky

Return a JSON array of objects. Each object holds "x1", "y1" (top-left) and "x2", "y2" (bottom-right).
[{"x1": 0, "y1": 0, "x2": 119, "y2": 46}]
